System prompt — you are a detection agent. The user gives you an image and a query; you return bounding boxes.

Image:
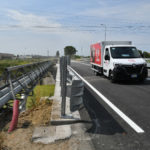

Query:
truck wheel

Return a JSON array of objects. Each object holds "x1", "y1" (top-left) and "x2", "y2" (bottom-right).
[
  {"x1": 95, "y1": 71, "x2": 99, "y2": 76},
  {"x1": 99, "y1": 69, "x2": 103, "y2": 76},
  {"x1": 109, "y1": 71, "x2": 116, "y2": 83}
]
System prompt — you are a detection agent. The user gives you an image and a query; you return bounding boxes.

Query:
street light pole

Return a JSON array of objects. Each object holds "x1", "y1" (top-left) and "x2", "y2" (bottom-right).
[{"x1": 101, "y1": 24, "x2": 107, "y2": 41}]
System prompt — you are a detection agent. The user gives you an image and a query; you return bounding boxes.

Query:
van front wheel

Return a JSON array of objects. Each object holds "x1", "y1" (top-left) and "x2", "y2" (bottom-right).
[{"x1": 109, "y1": 70, "x2": 116, "y2": 83}]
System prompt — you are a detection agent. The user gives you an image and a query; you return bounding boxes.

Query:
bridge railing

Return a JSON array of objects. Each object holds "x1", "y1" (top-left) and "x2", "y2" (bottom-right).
[{"x1": 0, "y1": 61, "x2": 52, "y2": 109}]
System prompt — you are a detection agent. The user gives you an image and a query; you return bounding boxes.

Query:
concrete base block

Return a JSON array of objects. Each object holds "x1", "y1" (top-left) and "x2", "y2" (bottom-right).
[
  {"x1": 32, "y1": 126, "x2": 56, "y2": 144},
  {"x1": 32, "y1": 125, "x2": 71, "y2": 144},
  {"x1": 55, "y1": 125, "x2": 71, "y2": 140},
  {"x1": 51, "y1": 98, "x2": 81, "y2": 125}
]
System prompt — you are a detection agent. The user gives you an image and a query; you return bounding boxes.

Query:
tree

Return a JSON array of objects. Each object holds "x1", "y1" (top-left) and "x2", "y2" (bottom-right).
[
  {"x1": 143, "y1": 51, "x2": 150, "y2": 58},
  {"x1": 64, "y1": 46, "x2": 77, "y2": 56},
  {"x1": 56, "y1": 51, "x2": 60, "y2": 57}
]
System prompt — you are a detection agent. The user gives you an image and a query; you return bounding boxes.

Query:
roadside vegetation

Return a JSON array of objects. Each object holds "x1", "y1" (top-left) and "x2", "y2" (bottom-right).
[
  {"x1": 0, "y1": 59, "x2": 39, "y2": 75},
  {"x1": 26, "y1": 84, "x2": 55, "y2": 109},
  {"x1": 0, "y1": 84, "x2": 55, "y2": 149},
  {"x1": 146, "y1": 60, "x2": 150, "y2": 63},
  {"x1": 0, "y1": 58, "x2": 56, "y2": 149}
]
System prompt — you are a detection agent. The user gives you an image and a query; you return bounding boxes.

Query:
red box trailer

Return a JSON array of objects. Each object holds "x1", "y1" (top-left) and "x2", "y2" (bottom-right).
[{"x1": 90, "y1": 43, "x2": 102, "y2": 66}]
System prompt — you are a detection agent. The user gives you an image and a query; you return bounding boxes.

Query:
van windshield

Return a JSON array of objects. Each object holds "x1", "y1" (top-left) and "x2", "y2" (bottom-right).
[{"x1": 110, "y1": 47, "x2": 141, "y2": 59}]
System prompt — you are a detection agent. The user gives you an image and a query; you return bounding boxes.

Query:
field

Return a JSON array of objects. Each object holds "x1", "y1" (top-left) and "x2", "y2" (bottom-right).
[{"x1": 0, "y1": 59, "x2": 38, "y2": 75}]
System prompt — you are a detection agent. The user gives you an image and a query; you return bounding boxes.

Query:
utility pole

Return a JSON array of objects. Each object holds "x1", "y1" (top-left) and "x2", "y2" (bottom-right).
[
  {"x1": 101, "y1": 24, "x2": 107, "y2": 41},
  {"x1": 81, "y1": 47, "x2": 83, "y2": 56},
  {"x1": 47, "y1": 50, "x2": 49, "y2": 57}
]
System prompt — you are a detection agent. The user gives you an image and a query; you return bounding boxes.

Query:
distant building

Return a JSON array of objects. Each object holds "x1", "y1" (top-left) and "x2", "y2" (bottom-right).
[
  {"x1": 0, "y1": 53, "x2": 15, "y2": 59},
  {"x1": 18, "y1": 55, "x2": 33, "y2": 59}
]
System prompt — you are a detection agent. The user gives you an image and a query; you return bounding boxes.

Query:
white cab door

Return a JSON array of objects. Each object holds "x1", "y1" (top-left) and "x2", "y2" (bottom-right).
[{"x1": 103, "y1": 48, "x2": 111, "y2": 77}]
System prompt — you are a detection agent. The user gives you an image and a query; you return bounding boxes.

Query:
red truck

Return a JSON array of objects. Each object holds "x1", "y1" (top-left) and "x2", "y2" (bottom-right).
[{"x1": 90, "y1": 41, "x2": 148, "y2": 82}]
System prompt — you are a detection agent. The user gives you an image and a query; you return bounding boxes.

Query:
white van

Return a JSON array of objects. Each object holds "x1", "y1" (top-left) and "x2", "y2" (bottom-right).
[{"x1": 91, "y1": 41, "x2": 148, "y2": 82}]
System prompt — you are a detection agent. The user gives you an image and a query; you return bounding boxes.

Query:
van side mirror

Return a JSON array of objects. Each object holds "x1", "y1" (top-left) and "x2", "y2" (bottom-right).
[{"x1": 105, "y1": 55, "x2": 110, "y2": 60}]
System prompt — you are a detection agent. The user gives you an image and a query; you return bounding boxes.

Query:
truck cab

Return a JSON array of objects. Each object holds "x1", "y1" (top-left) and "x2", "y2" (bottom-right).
[{"x1": 103, "y1": 45, "x2": 147, "y2": 82}]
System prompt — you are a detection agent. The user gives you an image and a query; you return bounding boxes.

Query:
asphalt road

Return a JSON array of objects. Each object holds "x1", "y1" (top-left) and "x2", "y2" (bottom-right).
[{"x1": 71, "y1": 61, "x2": 150, "y2": 150}]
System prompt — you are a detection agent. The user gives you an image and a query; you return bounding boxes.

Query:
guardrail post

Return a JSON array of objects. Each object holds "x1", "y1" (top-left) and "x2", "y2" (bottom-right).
[
  {"x1": 67, "y1": 55, "x2": 70, "y2": 66},
  {"x1": 60, "y1": 56, "x2": 67, "y2": 117},
  {"x1": 60, "y1": 57, "x2": 63, "y2": 87}
]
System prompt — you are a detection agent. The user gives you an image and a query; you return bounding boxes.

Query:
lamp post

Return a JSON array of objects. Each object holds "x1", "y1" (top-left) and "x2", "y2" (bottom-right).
[{"x1": 101, "y1": 24, "x2": 107, "y2": 41}]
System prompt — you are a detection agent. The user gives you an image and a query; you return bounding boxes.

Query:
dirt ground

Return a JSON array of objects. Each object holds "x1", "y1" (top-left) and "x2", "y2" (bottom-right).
[
  {"x1": 0, "y1": 100, "x2": 80, "y2": 150},
  {"x1": 1, "y1": 128, "x2": 79, "y2": 150}
]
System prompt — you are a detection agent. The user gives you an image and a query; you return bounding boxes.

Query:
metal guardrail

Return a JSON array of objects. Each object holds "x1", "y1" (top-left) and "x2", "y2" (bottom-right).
[
  {"x1": 0, "y1": 61, "x2": 52, "y2": 109},
  {"x1": 145, "y1": 58, "x2": 150, "y2": 61},
  {"x1": 59, "y1": 56, "x2": 84, "y2": 116},
  {"x1": 145, "y1": 58, "x2": 150, "y2": 69},
  {"x1": 147, "y1": 63, "x2": 150, "y2": 69}
]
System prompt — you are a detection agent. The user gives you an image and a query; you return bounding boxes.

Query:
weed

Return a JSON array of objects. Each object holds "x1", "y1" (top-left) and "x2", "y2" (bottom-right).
[{"x1": 26, "y1": 84, "x2": 55, "y2": 109}]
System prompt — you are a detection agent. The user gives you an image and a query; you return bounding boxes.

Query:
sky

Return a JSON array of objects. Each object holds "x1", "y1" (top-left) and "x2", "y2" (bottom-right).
[{"x1": 0, "y1": 0, "x2": 150, "y2": 56}]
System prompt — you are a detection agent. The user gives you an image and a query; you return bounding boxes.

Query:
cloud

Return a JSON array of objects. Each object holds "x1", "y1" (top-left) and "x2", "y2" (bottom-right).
[
  {"x1": 6, "y1": 10, "x2": 61, "y2": 30},
  {"x1": 78, "y1": 1, "x2": 150, "y2": 24}
]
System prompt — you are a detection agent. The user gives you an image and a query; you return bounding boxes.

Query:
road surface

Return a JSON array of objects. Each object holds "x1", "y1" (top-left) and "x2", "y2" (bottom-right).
[{"x1": 71, "y1": 61, "x2": 150, "y2": 150}]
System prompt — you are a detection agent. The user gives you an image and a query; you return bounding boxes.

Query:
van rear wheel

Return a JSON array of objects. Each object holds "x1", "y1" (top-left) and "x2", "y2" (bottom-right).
[{"x1": 94, "y1": 71, "x2": 99, "y2": 76}]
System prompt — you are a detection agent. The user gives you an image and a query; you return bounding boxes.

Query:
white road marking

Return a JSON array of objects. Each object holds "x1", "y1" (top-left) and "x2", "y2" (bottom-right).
[
  {"x1": 68, "y1": 66, "x2": 145, "y2": 134},
  {"x1": 72, "y1": 61, "x2": 91, "y2": 66},
  {"x1": 79, "y1": 62, "x2": 91, "y2": 66}
]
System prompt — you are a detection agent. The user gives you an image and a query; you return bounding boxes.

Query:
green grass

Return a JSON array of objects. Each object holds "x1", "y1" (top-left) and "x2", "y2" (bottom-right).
[
  {"x1": 0, "y1": 58, "x2": 56, "y2": 76},
  {"x1": 146, "y1": 60, "x2": 150, "y2": 63},
  {"x1": 0, "y1": 59, "x2": 37, "y2": 75},
  {"x1": 26, "y1": 84, "x2": 55, "y2": 109}
]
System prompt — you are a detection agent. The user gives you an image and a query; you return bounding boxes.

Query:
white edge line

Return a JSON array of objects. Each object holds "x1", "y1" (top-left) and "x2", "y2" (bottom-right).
[
  {"x1": 73, "y1": 61, "x2": 91, "y2": 66},
  {"x1": 68, "y1": 66, "x2": 145, "y2": 133}
]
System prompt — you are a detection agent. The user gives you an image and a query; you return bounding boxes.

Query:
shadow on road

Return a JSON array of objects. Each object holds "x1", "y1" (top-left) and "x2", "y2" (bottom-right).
[
  {"x1": 115, "y1": 79, "x2": 150, "y2": 86},
  {"x1": 79, "y1": 88, "x2": 125, "y2": 135}
]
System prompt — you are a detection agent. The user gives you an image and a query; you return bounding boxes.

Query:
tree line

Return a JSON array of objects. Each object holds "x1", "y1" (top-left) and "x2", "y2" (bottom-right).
[
  {"x1": 56, "y1": 46, "x2": 150, "y2": 58},
  {"x1": 138, "y1": 50, "x2": 150, "y2": 58},
  {"x1": 56, "y1": 46, "x2": 77, "y2": 58}
]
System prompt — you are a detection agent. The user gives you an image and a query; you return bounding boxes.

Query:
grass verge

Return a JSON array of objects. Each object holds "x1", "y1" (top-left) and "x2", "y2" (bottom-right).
[
  {"x1": 26, "y1": 84, "x2": 55, "y2": 109},
  {"x1": 0, "y1": 59, "x2": 43, "y2": 75}
]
